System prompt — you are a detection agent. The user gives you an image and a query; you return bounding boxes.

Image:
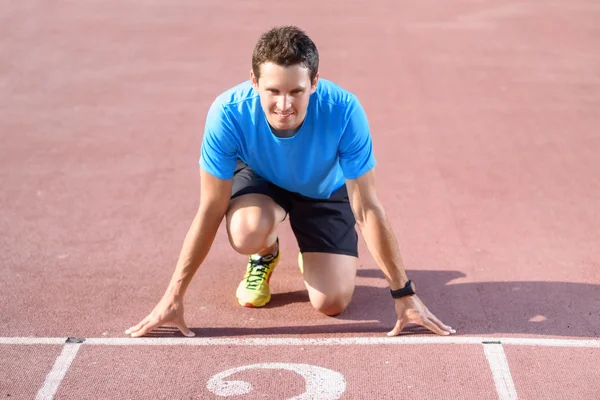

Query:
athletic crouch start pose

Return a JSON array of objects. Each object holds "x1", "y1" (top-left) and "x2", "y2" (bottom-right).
[{"x1": 126, "y1": 26, "x2": 455, "y2": 338}]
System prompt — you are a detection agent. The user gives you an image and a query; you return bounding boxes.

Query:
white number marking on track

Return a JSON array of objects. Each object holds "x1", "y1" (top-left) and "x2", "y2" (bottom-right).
[{"x1": 206, "y1": 363, "x2": 346, "y2": 399}]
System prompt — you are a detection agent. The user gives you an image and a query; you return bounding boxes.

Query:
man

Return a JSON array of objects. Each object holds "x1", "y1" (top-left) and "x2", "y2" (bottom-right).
[{"x1": 126, "y1": 26, "x2": 455, "y2": 338}]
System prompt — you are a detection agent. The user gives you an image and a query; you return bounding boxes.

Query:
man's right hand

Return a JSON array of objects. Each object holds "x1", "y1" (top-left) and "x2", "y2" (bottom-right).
[{"x1": 125, "y1": 295, "x2": 195, "y2": 338}]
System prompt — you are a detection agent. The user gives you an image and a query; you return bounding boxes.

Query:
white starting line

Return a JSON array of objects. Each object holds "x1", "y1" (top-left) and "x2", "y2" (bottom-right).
[
  {"x1": 1, "y1": 335, "x2": 599, "y2": 347},
  {"x1": 1, "y1": 336, "x2": 597, "y2": 400}
]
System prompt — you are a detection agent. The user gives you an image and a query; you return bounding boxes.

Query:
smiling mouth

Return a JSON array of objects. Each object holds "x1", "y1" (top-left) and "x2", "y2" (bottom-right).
[{"x1": 275, "y1": 111, "x2": 293, "y2": 118}]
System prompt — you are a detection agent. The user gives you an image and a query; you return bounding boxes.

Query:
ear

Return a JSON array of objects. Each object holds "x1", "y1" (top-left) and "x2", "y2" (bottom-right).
[
  {"x1": 250, "y1": 70, "x2": 258, "y2": 89},
  {"x1": 310, "y1": 72, "x2": 320, "y2": 94}
]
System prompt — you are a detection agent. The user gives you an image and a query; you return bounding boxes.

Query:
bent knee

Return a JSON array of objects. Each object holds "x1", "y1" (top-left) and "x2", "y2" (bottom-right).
[
  {"x1": 227, "y1": 214, "x2": 277, "y2": 254},
  {"x1": 310, "y1": 295, "x2": 352, "y2": 316}
]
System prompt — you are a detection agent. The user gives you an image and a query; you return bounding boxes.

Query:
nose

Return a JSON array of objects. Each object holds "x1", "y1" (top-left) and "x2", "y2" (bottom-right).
[{"x1": 276, "y1": 95, "x2": 292, "y2": 111}]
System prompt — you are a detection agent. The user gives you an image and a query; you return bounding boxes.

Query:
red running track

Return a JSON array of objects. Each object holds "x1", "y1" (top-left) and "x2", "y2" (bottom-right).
[{"x1": 1, "y1": 0, "x2": 599, "y2": 398}]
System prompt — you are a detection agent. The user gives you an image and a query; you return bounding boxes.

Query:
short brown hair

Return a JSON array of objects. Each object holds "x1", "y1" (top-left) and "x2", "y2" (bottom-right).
[{"x1": 252, "y1": 26, "x2": 319, "y2": 82}]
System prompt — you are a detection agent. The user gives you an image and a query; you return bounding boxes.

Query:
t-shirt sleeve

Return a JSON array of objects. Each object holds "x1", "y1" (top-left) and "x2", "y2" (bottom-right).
[
  {"x1": 199, "y1": 100, "x2": 238, "y2": 180},
  {"x1": 338, "y1": 95, "x2": 377, "y2": 179}
]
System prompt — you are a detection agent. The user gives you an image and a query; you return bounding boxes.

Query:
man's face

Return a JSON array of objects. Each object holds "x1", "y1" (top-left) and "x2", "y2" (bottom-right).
[{"x1": 251, "y1": 62, "x2": 318, "y2": 131}]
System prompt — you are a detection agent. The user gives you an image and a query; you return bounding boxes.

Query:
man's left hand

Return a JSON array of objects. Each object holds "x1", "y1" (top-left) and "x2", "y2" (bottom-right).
[{"x1": 388, "y1": 295, "x2": 456, "y2": 336}]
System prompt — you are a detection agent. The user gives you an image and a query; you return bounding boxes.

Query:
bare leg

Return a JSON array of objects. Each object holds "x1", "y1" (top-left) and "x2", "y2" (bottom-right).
[{"x1": 301, "y1": 252, "x2": 358, "y2": 316}]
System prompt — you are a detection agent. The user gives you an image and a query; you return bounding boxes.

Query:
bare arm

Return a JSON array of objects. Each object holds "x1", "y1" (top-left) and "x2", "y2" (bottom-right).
[
  {"x1": 126, "y1": 168, "x2": 232, "y2": 337},
  {"x1": 346, "y1": 168, "x2": 408, "y2": 290},
  {"x1": 346, "y1": 168, "x2": 455, "y2": 336}
]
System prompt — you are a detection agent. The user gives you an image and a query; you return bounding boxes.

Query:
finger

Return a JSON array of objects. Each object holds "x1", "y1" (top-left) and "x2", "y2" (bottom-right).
[
  {"x1": 417, "y1": 317, "x2": 450, "y2": 336},
  {"x1": 125, "y1": 318, "x2": 150, "y2": 335},
  {"x1": 387, "y1": 318, "x2": 407, "y2": 337},
  {"x1": 130, "y1": 319, "x2": 161, "y2": 338},
  {"x1": 427, "y1": 312, "x2": 456, "y2": 334}
]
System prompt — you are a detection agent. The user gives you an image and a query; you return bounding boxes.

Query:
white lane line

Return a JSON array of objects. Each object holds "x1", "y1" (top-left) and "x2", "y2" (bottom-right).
[
  {"x1": 85, "y1": 336, "x2": 488, "y2": 346},
  {"x1": 78, "y1": 337, "x2": 600, "y2": 347},
  {"x1": 35, "y1": 343, "x2": 82, "y2": 400},
  {"x1": 484, "y1": 343, "x2": 518, "y2": 400},
  {"x1": 1, "y1": 336, "x2": 599, "y2": 347},
  {"x1": 495, "y1": 338, "x2": 600, "y2": 347},
  {"x1": 0, "y1": 337, "x2": 66, "y2": 345}
]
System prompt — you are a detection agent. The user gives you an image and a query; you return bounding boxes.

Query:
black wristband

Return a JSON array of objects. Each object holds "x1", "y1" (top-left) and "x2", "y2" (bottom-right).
[{"x1": 390, "y1": 280, "x2": 415, "y2": 299}]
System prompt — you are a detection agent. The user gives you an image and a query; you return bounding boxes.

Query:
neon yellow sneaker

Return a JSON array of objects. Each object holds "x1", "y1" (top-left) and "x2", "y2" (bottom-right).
[{"x1": 236, "y1": 248, "x2": 280, "y2": 307}]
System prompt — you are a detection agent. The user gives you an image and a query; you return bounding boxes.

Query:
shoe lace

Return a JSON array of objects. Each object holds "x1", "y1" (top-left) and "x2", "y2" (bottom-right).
[{"x1": 245, "y1": 254, "x2": 275, "y2": 290}]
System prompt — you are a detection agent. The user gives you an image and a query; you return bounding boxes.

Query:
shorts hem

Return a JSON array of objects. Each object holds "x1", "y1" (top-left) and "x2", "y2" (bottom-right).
[{"x1": 298, "y1": 248, "x2": 358, "y2": 258}]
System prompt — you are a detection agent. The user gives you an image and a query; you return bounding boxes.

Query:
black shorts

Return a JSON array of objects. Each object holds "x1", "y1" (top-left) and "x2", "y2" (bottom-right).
[{"x1": 231, "y1": 160, "x2": 358, "y2": 257}]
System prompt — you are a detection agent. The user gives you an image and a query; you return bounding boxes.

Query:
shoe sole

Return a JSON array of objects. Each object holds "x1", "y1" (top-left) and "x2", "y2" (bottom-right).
[{"x1": 237, "y1": 294, "x2": 271, "y2": 308}]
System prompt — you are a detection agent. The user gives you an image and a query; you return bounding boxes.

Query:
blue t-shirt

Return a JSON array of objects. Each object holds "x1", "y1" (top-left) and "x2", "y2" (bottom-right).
[{"x1": 200, "y1": 78, "x2": 376, "y2": 199}]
